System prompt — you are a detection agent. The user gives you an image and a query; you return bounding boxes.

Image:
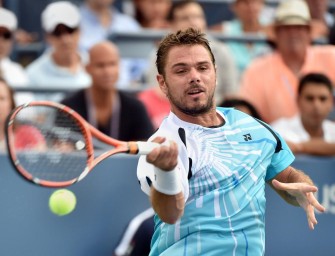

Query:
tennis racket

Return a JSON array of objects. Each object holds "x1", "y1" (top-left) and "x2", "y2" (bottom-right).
[{"x1": 5, "y1": 101, "x2": 158, "y2": 188}]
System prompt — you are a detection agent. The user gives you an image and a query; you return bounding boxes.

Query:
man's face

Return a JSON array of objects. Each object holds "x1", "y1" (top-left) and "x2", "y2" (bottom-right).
[
  {"x1": 275, "y1": 25, "x2": 311, "y2": 54},
  {"x1": 47, "y1": 24, "x2": 80, "y2": 54},
  {"x1": 298, "y1": 82, "x2": 333, "y2": 127},
  {"x1": 86, "y1": 44, "x2": 119, "y2": 91},
  {"x1": 157, "y1": 44, "x2": 216, "y2": 116},
  {"x1": 172, "y1": 3, "x2": 206, "y2": 32},
  {"x1": 0, "y1": 27, "x2": 13, "y2": 59},
  {"x1": 135, "y1": 0, "x2": 171, "y2": 22},
  {"x1": 232, "y1": 0, "x2": 264, "y2": 24}
]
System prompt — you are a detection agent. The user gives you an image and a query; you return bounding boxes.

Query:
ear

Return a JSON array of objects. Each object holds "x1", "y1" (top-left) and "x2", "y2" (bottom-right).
[{"x1": 157, "y1": 74, "x2": 168, "y2": 96}]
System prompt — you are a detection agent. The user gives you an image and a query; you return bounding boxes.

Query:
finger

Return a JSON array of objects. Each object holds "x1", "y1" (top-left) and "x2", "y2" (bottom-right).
[
  {"x1": 146, "y1": 137, "x2": 167, "y2": 163},
  {"x1": 157, "y1": 141, "x2": 178, "y2": 169},
  {"x1": 151, "y1": 136, "x2": 166, "y2": 144},
  {"x1": 307, "y1": 192, "x2": 326, "y2": 213},
  {"x1": 271, "y1": 179, "x2": 299, "y2": 190},
  {"x1": 272, "y1": 179, "x2": 318, "y2": 193},
  {"x1": 146, "y1": 146, "x2": 161, "y2": 164},
  {"x1": 306, "y1": 204, "x2": 317, "y2": 230}
]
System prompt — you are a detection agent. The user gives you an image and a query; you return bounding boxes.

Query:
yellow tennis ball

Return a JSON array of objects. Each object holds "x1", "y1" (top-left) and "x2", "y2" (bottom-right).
[{"x1": 49, "y1": 189, "x2": 77, "y2": 216}]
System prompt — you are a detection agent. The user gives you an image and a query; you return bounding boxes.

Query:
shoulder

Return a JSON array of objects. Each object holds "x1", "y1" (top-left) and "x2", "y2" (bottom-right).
[
  {"x1": 246, "y1": 52, "x2": 277, "y2": 70},
  {"x1": 310, "y1": 45, "x2": 335, "y2": 53},
  {"x1": 26, "y1": 52, "x2": 50, "y2": 73},
  {"x1": 309, "y1": 45, "x2": 335, "y2": 59},
  {"x1": 3, "y1": 58, "x2": 25, "y2": 70},
  {"x1": 324, "y1": 119, "x2": 335, "y2": 133},
  {"x1": 217, "y1": 107, "x2": 257, "y2": 124}
]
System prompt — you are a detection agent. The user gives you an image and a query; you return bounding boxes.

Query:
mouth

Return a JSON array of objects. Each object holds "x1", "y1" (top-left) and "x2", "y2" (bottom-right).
[{"x1": 187, "y1": 87, "x2": 205, "y2": 96}]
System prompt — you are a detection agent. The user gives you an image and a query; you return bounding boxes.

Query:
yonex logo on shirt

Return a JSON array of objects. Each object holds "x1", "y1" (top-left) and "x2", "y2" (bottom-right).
[{"x1": 243, "y1": 133, "x2": 252, "y2": 141}]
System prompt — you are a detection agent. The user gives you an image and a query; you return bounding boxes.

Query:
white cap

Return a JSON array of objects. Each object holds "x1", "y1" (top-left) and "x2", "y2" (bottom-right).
[
  {"x1": 0, "y1": 7, "x2": 17, "y2": 31},
  {"x1": 275, "y1": 0, "x2": 311, "y2": 26},
  {"x1": 42, "y1": 1, "x2": 80, "y2": 33}
]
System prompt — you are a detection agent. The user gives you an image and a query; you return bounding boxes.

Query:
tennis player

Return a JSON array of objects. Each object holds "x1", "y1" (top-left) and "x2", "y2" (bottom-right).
[{"x1": 137, "y1": 28, "x2": 325, "y2": 255}]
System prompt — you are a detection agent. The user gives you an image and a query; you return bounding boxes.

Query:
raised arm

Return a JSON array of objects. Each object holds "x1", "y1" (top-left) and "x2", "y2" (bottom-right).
[
  {"x1": 146, "y1": 137, "x2": 185, "y2": 224},
  {"x1": 269, "y1": 166, "x2": 325, "y2": 229},
  {"x1": 287, "y1": 139, "x2": 335, "y2": 156}
]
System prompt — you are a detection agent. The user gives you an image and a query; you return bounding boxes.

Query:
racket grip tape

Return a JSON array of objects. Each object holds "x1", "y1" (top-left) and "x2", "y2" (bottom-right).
[{"x1": 136, "y1": 141, "x2": 160, "y2": 155}]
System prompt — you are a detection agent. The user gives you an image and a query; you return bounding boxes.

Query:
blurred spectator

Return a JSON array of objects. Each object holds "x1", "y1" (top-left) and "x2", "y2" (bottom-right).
[
  {"x1": 79, "y1": 0, "x2": 147, "y2": 89},
  {"x1": 305, "y1": 0, "x2": 333, "y2": 39},
  {"x1": 61, "y1": 41, "x2": 154, "y2": 141},
  {"x1": 132, "y1": 0, "x2": 172, "y2": 30},
  {"x1": 219, "y1": 98, "x2": 262, "y2": 120},
  {"x1": 0, "y1": 7, "x2": 32, "y2": 103},
  {"x1": 0, "y1": 7, "x2": 26, "y2": 87},
  {"x1": 209, "y1": 0, "x2": 272, "y2": 76},
  {"x1": 0, "y1": 77, "x2": 15, "y2": 151},
  {"x1": 79, "y1": 0, "x2": 141, "y2": 51},
  {"x1": 25, "y1": 1, "x2": 91, "y2": 101},
  {"x1": 0, "y1": 2, "x2": 38, "y2": 45},
  {"x1": 138, "y1": 85, "x2": 170, "y2": 129},
  {"x1": 239, "y1": 0, "x2": 335, "y2": 123},
  {"x1": 0, "y1": 78, "x2": 45, "y2": 152},
  {"x1": 144, "y1": 0, "x2": 239, "y2": 103},
  {"x1": 271, "y1": 73, "x2": 335, "y2": 156}
]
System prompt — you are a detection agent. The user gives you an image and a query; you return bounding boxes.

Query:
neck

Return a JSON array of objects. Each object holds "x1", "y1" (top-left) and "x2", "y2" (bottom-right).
[
  {"x1": 301, "y1": 118, "x2": 324, "y2": 138},
  {"x1": 90, "y1": 87, "x2": 116, "y2": 109},
  {"x1": 173, "y1": 107, "x2": 224, "y2": 127},
  {"x1": 242, "y1": 20, "x2": 261, "y2": 33},
  {"x1": 52, "y1": 51, "x2": 80, "y2": 69},
  {"x1": 281, "y1": 51, "x2": 306, "y2": 75}
]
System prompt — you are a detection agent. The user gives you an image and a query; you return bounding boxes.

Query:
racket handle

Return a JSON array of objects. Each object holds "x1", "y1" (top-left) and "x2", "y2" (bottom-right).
[{"x1": 136, "y1": 141, "x2": 160, "y2": 155}]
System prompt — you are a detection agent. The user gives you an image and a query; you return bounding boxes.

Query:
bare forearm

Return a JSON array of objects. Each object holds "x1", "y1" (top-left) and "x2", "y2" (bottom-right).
[
  {"x1": 296, "y1": 140, "x2": 335, "y2": 156},
  {"x1": 150, "y1": 187, "x2": 185, "y2": 224}
]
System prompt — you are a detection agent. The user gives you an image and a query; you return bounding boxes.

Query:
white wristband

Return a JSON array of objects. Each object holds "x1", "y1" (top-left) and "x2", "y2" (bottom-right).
[{"x1": 152, "y1": 166, "x2": 182, "y2": 195}]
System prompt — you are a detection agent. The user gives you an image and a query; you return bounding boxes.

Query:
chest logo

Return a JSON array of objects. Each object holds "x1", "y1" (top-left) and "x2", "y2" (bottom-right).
[{"x1": 243, "y1": 133, "x2": 252, "y2": 141}]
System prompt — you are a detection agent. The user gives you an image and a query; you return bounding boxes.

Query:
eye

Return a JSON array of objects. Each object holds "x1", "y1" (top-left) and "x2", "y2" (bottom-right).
[
  {"x1": 198, "y1": 65, "x2": 209, "y2": 71},
  {"x1": 319, "y1": 96, "x2": 328, "y2": 102},
  {"x1": 305, "y1": 96, "x2": 314, "y2": 102},
  {"x1": 175, "y1": 69, "x2": 186, "y2": 74}
]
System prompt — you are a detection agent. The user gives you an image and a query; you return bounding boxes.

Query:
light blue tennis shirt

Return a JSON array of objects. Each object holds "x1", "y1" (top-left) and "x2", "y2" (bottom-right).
[{"x1": 137, "y1": 108, "x2": 295, "y2": 256}]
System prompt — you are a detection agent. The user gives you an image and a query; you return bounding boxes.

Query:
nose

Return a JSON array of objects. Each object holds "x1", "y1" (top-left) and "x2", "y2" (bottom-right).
[{"x1": 188, "y1": 68, "x2": 201, "y2": 84}]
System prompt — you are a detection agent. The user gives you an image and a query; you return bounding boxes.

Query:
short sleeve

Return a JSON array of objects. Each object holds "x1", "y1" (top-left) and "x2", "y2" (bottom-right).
[{"x1": 265, "y1": 132, "x2": 295, "y2": 181}]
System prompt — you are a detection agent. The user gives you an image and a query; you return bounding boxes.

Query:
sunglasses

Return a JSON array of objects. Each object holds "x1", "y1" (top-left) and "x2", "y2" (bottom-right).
[
  {"x1": 51, "y1": 27, "x2": 78, "y2": 37},
  {"x1": 0, "y1": 31, "x2": 12, "y2": 40}
]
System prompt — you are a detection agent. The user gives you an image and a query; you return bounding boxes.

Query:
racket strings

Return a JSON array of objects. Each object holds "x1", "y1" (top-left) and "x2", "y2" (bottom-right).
[{"x1": 10, "y1": 105, "x2": 89, "y2": 183}]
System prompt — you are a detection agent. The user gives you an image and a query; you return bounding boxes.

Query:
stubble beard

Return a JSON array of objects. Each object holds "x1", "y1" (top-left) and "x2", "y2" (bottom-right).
[{"x1": 167, "y1": 90, "x2": 215, "y2": 117}]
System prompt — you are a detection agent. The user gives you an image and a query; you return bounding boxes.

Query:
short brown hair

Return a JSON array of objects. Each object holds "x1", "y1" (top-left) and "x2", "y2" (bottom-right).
[
  {"x1": 298, "y1": 73, "x2": 333, "y2": 95},
  {"x1": 156, "y1": 28, "x2": 216, "y2": 76}
]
